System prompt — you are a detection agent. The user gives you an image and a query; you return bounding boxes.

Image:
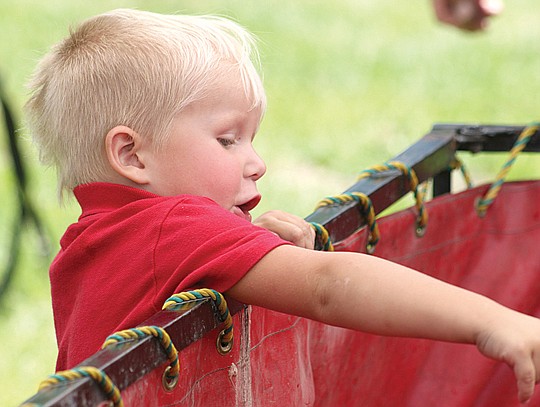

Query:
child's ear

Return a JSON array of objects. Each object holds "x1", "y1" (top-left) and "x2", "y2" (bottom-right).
[{"x1": 105, "y1": 126, "x2": 150, "y2": 185}]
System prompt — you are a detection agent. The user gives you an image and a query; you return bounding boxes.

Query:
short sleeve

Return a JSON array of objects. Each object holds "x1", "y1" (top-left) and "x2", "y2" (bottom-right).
[{"x1": 152, "y1": 196, "x2": 289, "y2": 301}]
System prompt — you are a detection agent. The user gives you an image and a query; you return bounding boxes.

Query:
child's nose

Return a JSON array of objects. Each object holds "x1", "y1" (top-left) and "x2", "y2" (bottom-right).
[{"x1": 246, "y1": 148, "x2": 266, "y2": 181}]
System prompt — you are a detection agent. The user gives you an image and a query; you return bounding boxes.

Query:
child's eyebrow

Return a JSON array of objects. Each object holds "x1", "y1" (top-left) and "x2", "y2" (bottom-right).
[{"x1": 212, "y1": 110, "x2": 260, "y2": 133}]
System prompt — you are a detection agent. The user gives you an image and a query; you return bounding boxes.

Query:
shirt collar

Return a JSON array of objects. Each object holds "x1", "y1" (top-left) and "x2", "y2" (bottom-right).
[{"x1": 74, "y1": 182, "x2": 160, "y2": 218}]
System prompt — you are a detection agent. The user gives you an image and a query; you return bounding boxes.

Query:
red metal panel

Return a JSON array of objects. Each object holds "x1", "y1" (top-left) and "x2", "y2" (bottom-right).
[
  {"x1": 311, "y1": 180, "x2": 540, "y2": 407},
  {"x1": 120, "y1": 180, "x2": 540, "y2": 406}
]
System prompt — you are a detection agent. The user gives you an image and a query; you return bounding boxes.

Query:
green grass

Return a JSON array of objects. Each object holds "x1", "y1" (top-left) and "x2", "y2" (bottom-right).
[{"x1": 0, "y1": 0, "x2": 539, "y2": 405}]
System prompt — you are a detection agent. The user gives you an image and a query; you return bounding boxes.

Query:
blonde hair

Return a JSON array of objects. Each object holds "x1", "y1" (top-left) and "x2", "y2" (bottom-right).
[{"x1": 24, "y1": 9, "x2": 266, "y2": 197}]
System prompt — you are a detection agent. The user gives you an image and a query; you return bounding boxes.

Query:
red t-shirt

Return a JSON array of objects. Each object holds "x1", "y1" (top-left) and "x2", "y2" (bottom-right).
[{"x1": 50, "y1": 182, "x2": 288, "y2": 370}]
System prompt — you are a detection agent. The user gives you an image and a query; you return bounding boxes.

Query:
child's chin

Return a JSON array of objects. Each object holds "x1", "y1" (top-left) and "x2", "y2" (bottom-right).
[{"x1": 231, "y1": 206, "x2": 252, "y2": 222}]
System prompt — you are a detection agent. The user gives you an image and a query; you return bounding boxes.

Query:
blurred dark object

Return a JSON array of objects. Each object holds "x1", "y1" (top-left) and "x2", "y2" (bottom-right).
[{"x1": 0, "y1": 77, "x2": 50, "y2": 300}]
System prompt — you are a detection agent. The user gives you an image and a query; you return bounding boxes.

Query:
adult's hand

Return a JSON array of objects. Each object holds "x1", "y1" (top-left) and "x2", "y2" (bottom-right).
[{"x1": 433, "y1": 0, "x2": 504, "y2": 31}]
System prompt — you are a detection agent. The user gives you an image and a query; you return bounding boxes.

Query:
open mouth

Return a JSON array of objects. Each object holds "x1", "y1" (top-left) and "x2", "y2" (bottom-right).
[{"x1": 233, "y1": 195, "x2": 261, "y2": 221}]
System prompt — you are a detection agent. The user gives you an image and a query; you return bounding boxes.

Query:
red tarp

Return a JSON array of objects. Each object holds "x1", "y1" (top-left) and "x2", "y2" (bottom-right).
[{"x1": 122, "y1": 180, "x2": 540, "y2": 406}]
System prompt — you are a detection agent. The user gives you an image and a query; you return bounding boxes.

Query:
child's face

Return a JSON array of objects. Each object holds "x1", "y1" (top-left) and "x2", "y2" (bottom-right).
[{"x1": 143, "y1": 69, "x2": 266, "y2": 221}]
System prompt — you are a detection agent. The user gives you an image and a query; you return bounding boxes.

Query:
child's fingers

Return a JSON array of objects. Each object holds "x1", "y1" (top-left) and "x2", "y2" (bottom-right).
[
  {"x1": 253, "y1": 211, "x2": 315, "y2": 249},
  {"x1": 476, "y1": 312, "x2": 540, "y2": 404},
  {"x1": 513, "y1": 353, "x2": 537, "y2": 403}
]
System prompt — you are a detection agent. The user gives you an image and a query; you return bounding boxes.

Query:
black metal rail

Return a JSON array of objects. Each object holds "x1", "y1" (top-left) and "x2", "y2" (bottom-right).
[
  {"x1": 21, "y1": 298, "x2": 244, "y2": 406},
  {"x1": 306, "y1": 123, "x2": 539, "y2": 245}
]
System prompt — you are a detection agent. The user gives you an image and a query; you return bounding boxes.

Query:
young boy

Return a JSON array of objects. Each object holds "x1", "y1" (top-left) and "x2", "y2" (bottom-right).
[{"x1": 25, "y1": 9, "x2": 540, "y2": 404}]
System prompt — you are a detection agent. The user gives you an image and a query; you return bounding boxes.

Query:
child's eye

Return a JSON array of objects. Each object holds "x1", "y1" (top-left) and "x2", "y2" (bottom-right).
[{"x1": 217, "y1": 137, "x2": 236, "y2": 147}]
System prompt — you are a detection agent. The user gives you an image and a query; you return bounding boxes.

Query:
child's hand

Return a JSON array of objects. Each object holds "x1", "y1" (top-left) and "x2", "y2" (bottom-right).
[
  {"x1": 253, "y1": 210, "x2": 315, "y2": 249},
  {"x1": 475, "y1": 310, "x2": 540, "y2": 403}
]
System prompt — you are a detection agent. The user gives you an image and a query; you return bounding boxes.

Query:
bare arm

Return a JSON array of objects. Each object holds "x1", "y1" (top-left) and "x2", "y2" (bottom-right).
[{"x1": 228, "y1": 245, "x2": 540, "y2": 403}]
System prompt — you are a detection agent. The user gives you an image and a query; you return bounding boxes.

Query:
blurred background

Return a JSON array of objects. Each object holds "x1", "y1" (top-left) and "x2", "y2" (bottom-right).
[{"x1": 0, "y1": 0, "x2": 538, "y2": 405}]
